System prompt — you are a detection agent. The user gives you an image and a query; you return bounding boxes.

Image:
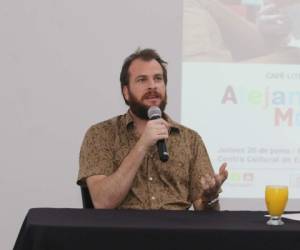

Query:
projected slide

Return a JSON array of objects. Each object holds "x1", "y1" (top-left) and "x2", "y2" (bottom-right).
[{"x1": 182, "y1": 0, "x2": 300, "y2": 198}]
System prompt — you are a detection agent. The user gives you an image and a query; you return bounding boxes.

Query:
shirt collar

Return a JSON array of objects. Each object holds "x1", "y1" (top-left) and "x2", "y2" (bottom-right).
[{"x1": 122, "y1": 110, "x2": 180, "y2": 133}]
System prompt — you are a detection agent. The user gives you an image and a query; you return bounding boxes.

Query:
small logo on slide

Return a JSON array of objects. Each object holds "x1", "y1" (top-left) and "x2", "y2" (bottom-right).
[
  {"x1": 228, "y1": 171, "x2": 254, "y2": 186},
  {"x1": 243, "y1": 172, "x2": 254, "y2": 182}
]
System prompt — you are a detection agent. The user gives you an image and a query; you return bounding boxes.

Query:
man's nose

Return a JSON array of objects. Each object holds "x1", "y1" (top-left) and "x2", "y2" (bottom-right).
[{"x1": 148, "y1": 78, "x2": 157, "y2": 89}]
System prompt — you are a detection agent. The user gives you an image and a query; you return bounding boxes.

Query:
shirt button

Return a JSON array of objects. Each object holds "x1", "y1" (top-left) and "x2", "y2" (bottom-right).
[
  {"x1": 149, "y1": 177, "x2": 153, "y2": 181},
  {"x1": 151, "y1": 196, "x2": 156, "y2": 200}
]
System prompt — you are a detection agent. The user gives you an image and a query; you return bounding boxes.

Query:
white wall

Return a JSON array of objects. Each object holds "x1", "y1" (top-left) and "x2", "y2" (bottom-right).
[{"x1": 0, "y1": 1, "x2": 182, "y2": 249}]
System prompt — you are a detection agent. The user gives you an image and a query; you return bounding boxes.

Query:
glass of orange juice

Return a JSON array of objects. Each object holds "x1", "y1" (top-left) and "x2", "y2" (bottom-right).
[{"x1": 265, "y1": 185, "x2": 288, "y2": 226}]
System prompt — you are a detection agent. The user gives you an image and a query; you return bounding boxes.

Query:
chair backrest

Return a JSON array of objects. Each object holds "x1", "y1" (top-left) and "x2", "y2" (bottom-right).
[{"x1": 80, "y1": 186, "x2": 94, "y2": 209}]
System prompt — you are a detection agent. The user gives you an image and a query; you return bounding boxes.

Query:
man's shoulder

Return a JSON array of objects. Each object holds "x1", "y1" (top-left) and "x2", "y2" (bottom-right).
[
  {"x1": 91, "y1": 115, "x2": 122, "y2": 128},
  {"x1": 170, "y1": 120, "x2": 201, "y2": 138},
  {"x1": 85, "y1": 114, "x2": 126, "y2": 136},
  {"x1": 173, "y1": 123, "x2": 208, "y2": 151}
]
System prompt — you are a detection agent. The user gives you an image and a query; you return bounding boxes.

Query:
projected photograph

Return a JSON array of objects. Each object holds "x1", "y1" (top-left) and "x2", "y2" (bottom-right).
[{"x1": 183, "y1": 0, "x2": 300, "y2": 64}]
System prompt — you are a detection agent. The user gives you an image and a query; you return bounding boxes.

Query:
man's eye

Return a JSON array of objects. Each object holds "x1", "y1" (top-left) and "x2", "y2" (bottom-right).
[
  {"x1": 138, "y1": 78, "x2": 146, "y2": 82},
  {"x1": 155, "y1": 76, "x2": 163, "y2": 81}
]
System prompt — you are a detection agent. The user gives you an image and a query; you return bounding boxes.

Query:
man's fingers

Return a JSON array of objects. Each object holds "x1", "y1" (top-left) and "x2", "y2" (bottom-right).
[
  {"x1": 150, "y1": 119, "x2": 169, "y2": 138},
  {"x1": 214, "y1": 174, "x2": 222, "y2": 187},
  {"x1": 201, "y1": 174, "x2": 218, "y2": 197},
  {"x1": 219, "y1": 162, "x2": 227, "y2": 172},
  {"x1": 152, "y1": 118, "x2": 169, "y2": 128},
  {"x1": 219, "y1": 163, "x2": 228, "y2": 177},
  {"x1": 200, "y1": 164, "x2": 229, "y2": 201},
  {"x1": 200, "y1": 177, "x2": 209, "y2": 191},
  {"x1": 216, "y1": 163, "x2": 228, "y2": 184},
  {"x1": 205, "y1": 174, "x2": 215, "y2": 190}
]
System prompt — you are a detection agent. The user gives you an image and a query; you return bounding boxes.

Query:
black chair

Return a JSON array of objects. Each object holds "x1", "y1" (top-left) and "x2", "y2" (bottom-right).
[{"x1": 80, "y1": 186, "x2": 94, "y2": 208}]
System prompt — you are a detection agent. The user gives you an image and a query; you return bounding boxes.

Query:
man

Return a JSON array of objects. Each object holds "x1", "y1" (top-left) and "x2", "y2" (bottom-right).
[{"x1": 77, "y1": 48, "x2": 228, "y2": 210}]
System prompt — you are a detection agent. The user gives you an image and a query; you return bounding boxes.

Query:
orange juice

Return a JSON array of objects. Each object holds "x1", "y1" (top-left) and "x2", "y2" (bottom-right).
[{"x1": 265, "y1": 185, "x2": 288, "y2": 216}]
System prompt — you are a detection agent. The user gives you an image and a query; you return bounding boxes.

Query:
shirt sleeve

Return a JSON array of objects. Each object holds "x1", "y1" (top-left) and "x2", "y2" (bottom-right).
[
  {"x1": 189, "y1": 132, "x2": 216, "y2": 202},
  {"x1": 77, "y1": 125, "x2": 115, "y2": 186}
]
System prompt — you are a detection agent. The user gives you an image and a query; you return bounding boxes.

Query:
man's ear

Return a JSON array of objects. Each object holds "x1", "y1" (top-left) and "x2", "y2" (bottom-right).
[{"x1": 123, "y1": 85, "x2": 129, "y2": 102}]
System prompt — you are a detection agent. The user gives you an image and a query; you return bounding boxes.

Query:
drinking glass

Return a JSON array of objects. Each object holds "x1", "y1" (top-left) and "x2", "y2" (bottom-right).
[{"x1": 265, "y1": 185, "x2": 288, "y2": 225}]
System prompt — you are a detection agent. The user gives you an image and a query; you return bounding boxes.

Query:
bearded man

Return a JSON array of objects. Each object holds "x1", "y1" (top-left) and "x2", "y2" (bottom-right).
[{"x1": 77, "y1": 48, "x2": 228, "y2": 210}]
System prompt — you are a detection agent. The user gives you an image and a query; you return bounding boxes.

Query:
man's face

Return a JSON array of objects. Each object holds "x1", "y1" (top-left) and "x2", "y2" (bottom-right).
[{"x1": 123, "y1": 58, "x2": 167, "y2": 120}]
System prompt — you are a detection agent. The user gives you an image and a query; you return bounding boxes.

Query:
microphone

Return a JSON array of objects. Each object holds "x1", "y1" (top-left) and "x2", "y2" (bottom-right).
[{"x1": 147, "y1": 106, "x2": 169, "y2": 162}]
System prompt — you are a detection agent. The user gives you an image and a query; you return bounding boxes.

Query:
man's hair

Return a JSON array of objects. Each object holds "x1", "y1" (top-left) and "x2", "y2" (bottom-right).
[{"x1": 120, "y1": 48, "x2": 168, "y2": 105}]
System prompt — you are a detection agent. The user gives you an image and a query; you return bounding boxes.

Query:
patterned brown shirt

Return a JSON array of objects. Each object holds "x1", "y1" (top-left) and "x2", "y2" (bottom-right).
[{"x1": 77, "y1": 112, "x2": 216, "y2": 210}]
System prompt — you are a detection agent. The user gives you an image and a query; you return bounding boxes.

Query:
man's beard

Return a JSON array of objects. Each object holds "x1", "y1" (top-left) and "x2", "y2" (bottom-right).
[{"x1": 127, "y1": 89, "x2": 167, "y2": 120}]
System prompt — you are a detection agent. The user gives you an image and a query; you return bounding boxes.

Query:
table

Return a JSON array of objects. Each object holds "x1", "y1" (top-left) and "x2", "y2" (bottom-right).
[{"x1": 13, "y1": 208, "x2": 300, "y2": 250}]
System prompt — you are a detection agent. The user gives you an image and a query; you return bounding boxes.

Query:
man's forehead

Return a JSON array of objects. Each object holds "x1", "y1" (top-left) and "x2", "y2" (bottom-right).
[{"x1": 129, "y1": 58, "x2": 163, "y2": 76}]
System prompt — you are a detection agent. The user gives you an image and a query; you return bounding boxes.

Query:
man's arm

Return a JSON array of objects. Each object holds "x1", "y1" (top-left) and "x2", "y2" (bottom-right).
[
  {"x1": 189, "y1": 132, "x2": 228, "y2": 211},
  {"x1": 85, "y1": 118, "x2": 169, "y2": 209},
  {"x1": 86, "y1": 140, "x2": 147, "y2": 209}
]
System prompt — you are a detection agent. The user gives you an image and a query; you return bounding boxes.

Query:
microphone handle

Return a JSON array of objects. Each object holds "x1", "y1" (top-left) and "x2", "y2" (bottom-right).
[
  {"x1": 149, "y1": 114, "x2": 169, "y2": 162},
  {"x1": 157, "y1": 139, "x2": 169, "y2": 162}
]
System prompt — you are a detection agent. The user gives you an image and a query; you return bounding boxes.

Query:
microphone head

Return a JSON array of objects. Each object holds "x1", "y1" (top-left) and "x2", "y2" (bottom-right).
[{"x1": 147, "y1": 106, "x2": 162, "y2": 120}]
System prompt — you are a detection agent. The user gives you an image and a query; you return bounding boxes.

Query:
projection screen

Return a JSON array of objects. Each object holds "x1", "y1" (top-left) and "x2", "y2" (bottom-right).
[{"x1": 182, "y1": 0, "x2": 300, "y2": 205}]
